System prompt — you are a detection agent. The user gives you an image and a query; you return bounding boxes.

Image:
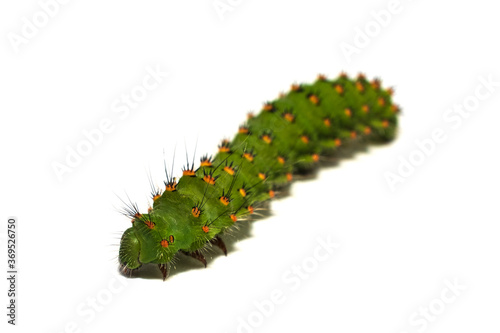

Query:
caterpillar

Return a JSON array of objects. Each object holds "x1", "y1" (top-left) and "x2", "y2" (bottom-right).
[{"x1": 118, "y1": 72, "x2": 399, "y2": 280}]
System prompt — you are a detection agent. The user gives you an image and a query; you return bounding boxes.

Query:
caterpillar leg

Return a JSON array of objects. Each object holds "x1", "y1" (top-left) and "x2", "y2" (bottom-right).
[
  {"x1": 158, "y1": 264, "x2": 169, "y2": 281},
  {"x1": 210, "y1": 235, "x2": 227, "y2": 256},
  {"x1": 181, "y1": 250, "x2": 207, "y2": 267},
  {"x1": 118, "y1": 227, "x2": 142, "y2": 275}
]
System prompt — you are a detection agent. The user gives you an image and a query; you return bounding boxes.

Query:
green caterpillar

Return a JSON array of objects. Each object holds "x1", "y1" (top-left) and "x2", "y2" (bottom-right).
[{"x1": 118, "y1": 72, "x2": 399, "y2": 280}]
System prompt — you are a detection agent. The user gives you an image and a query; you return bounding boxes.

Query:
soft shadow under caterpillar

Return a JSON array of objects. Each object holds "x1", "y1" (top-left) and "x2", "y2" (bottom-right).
[{"x1": 118, "y1": 72, "x2": 399, "y2": 280}]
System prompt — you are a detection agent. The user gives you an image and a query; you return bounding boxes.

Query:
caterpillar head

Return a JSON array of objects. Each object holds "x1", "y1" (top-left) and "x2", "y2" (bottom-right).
[
  {"x1": 119, "y1": 209, "x2": 211, "y2": 271},
  {"x1": 119, "y1": 212, "x2": 193, "y2": 272}
]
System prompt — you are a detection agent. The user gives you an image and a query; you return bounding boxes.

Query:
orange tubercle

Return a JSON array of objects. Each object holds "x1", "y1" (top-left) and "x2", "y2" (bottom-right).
[
  {"x1": 286, "y1": 173, "x2": 293, "y2": 182},
  {"x1": 183, "y1": 169, "x2": 196, "y2": 176},
  {"x1": 334, "y1": 138, "x2": 342, "y2": 147},
  {"x1": 262, "y1": 103, "x2": 274, "y2": 111},
  {"x1": 262, "y1": 134, "x2": 272, "y2": 144},
  {"x1": 165, "y1": 182, "x2": 177, "y2": 192},
  {"x1": 203, "y1": 175, "x2": 216, "y2": 185},
  {"x1": 224, "y1": 166, "x2": 235, "y2": 175},
  {"x1": 220, "y1": 196, "x2": 230, "y2": 206},
  {"x1": 200, "y1": 158, "x2": 212, "y2": 167},
  {"x1": 192, "y1": 207, "x2": 201, "y2": 218},
  {"x1": 312, "y1": 154, "x2": 319, "y2": 162},
  {"x1": 144, "y1": 220, "x2": 155, "y2": 229},
  {"x1": 230, "y1": 214, "x2": 237, "y2": 222},
  {"x1": 202, "y1": 226, "x2": 209, "y2": 233},
  {"x1": 160, "y1": 239, "x2": 169, "y2": 248},
  {"x1": 309, "y1": 95, "x2": 319, "y2": 105},
  {"x1": 283, "y1": 113, "x2": 295, "y2": 122},
  {"x1": 243, "y1": 152, "x2": 254, "y2": 162}
]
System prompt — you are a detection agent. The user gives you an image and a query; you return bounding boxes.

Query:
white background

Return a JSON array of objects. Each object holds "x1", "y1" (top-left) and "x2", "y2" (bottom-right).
[{"x1": 1, "y1": 1, "x2": 499, "y2": 332}]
